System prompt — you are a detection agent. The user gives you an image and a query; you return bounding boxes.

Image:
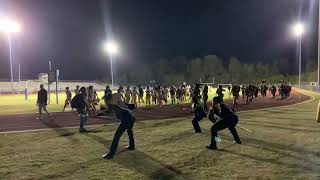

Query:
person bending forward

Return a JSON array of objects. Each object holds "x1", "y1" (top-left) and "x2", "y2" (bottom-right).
[{"x1": 206, "y1": 96, "x2": 241, "y2": 150}]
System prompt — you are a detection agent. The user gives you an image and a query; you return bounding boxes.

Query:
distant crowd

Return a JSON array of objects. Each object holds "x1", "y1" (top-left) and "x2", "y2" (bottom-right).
[
  {"x1": 33, "y1": 80, "x2": 293, "y2": 159},
  {"x1": 59, "y1": 81, "x2": 293, "y2": 112},
  {"x1": 35, "y1": 81, "x2": 292, "y2": 121}
]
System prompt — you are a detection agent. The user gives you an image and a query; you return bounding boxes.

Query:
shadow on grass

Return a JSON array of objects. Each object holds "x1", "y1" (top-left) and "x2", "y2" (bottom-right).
[
  {"x1": 140, "y1": 118, "x2": 185, "y2": 129},
  {"x1": 240, "y1": 121, "x2": 320, "y2": 133},
  {"x1": 218, "y1": 134, "x2": 318, "y2": 166},
  {"x1": 151, "y1": 129, "x2": 195, "y2": 146},
  {"x1": 173, "y1": 126, "x2": 320, "y2": 173},
  {"x1": 220, "y1": 148, "x2": 319, "y2": 173},
  {"x1": 82, "y1": 132, "x2": 185, "y2": 180},
  {"x1": 41, "y1": 120, "x2": 79, "y2": 143},
  {"x1": 41, "y1": 119, "x2": 104, "y2": 143},
  {"x1": 261, "y1": 109, "x2": 315, "y2": 114},
  {"x1": 240, "y1": 119, "x2": 314, "y2": 128},
  {"x1": 240, "y1": 112, "x2": 315, "y2": 121},
  {"x1": 114, "y1": 151, "x2": 185, "y2": 180}
]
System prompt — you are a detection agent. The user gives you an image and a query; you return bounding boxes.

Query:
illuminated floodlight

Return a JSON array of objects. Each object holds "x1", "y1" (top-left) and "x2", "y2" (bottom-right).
[
  {"x1": 292, "y1": 23, "x2": 304, "y2": 37},
  {"x1": 103, "y1": 41, "x2": 119, "y2": 55},
  {"x1": 0, "y1": 19, "x2": 21, "y2": 34}
]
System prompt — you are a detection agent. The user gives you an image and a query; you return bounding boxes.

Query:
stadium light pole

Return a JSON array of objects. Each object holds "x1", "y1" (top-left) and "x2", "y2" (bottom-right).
[
  {"x1": 292, "y1": 23, "x2": 304, "y2": 87},
  {"x1": 0, "y1": 18, "x2": 21, "y2": 93},
  {"x1": 103, "y1": 41, "x2": 119, "y2": 89}
]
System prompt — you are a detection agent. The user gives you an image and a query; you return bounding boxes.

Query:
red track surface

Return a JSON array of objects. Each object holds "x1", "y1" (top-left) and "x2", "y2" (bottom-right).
[{"x1": 0, "y1": 89, "x2": 311, "y2": 133}]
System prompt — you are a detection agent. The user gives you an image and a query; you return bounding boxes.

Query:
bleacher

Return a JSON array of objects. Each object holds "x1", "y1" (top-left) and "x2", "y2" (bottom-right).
[{"x1": 0, "y1": 80, "x2": 106, "y2": 94}]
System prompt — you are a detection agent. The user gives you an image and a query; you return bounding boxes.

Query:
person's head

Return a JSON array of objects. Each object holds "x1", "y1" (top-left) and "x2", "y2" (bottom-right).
[
  {"x1": 133, "y1": 86, "x2": 136, "y2": 90},
  {"x1": 127, "y1": 86, "x2": 130, "y2": 90},
  {"x1": 76, "y1": 85, "x2": 79, "y2": 89},
  {"x1": 192, "y1": 96, "x2": 199, "y2": 104},
  {"x1": 118, "y1": 86, "x2": 123, "y2": 93},
  {"x1": 89, "y1": 86, "x2": 93, "y2": 90},
  {"x1": 80, "y1": 87, "x2": 86, "y2": 94},
  {"x1": 40, "y1": 84, "x2": 44, "y2": 89},
  {"x1": 218, "y1": 85, "x2": 222, "y2": 89},
  {"x1": 195, "y1": 84, "x2": 200, "y2": 89},
  {"x1": 213, "y1": 96, "x2": 222, "y2": 106},
  {"x1": 66, "y1": 87, "x2": 69, "y2": 90},
  {"x1": 106, "y1": 85, "x2": 110, "y2": 90}
]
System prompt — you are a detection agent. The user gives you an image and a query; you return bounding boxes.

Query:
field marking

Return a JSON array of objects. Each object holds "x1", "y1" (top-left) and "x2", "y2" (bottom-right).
[
  {"x1": 237, "y1": 96, "x2": 315, "y2": 114},
  {"x1": 0, "y1": 90, "x2": 315, "y2": 134}
]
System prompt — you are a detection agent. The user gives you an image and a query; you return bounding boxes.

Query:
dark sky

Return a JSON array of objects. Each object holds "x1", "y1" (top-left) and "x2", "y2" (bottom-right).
[{"x1": 0, "y1": 0, "x2": 319, "y2": 80}]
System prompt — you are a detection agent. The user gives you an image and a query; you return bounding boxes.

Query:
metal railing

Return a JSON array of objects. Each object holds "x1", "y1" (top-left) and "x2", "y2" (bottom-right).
[{"x1": 293, "y1": 85, "x2": 320, "y2": 92}]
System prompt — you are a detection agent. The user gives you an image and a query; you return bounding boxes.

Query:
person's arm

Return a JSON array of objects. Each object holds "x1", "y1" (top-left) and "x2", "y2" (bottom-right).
[
  {"x1": 82, "y1": 95, "x2": 90, "y2": 110},
  {"x1": 36, "y1": 91, "x2": 40, "y2": 105},
  {"x1": 44, "y1": 90, "x2": 48, "y2": 104}
]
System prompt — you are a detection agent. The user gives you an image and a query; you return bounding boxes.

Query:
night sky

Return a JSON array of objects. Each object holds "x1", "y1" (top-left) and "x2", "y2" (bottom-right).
[{"x1": 0, "y1": 0, "x2": 319, "y2": 80}]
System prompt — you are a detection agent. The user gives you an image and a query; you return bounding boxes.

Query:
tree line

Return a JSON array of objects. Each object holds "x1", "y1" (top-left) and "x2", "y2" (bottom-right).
[{"x1": 110, "y1": 55, "x2": 317, "y2": 85}]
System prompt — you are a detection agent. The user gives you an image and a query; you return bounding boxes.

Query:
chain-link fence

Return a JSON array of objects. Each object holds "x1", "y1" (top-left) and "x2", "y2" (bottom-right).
[{"x1": 294, "y1": 85, "x2": 320, "y2": 92}]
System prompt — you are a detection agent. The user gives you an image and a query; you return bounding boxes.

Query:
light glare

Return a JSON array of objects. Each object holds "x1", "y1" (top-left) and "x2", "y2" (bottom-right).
[
  {"x1": 0, "y1": 19, "x2": 21, "y2": 33},
  {"x1": 104, "y1": 41, "x2": 119, "y2": 55},
  {"x1": 292, "y1": 23, "x2": 304, "y2": 37}
]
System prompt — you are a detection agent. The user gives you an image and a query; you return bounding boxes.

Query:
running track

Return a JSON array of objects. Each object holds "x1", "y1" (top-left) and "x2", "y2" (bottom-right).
[{"x1": 0, "y1": 89, "x2": 311, "y2": 133}]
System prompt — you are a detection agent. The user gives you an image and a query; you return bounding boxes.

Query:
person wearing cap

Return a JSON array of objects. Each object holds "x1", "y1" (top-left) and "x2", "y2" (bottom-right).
[{"x1": 206, "y1": 96, "x2": 241, "y2": 150}]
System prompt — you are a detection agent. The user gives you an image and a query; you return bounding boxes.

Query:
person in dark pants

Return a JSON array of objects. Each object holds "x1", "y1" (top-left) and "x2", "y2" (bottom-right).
[
  {"x1": 216, "y1": 85, "x2": 225, "y2": 102},
  {"x1": 191, "y1": 96, "x2": 206, "y2": 133},
  {"x1": 202, "y1": 85, "x2": 209, "y2": 111},
  {"x1": 37, "y1": 84, "x2": 52, "y2": 120},
  {"x1": 104, "y1": 86, "x2": 112, "y2": 104},
  {"x1": 71, "y1": 87, "x2": 91, "y2": 132},
  {"x1": 145, "y1": 86, "x2": 151, "y2": 106},
  {"x1": 138, "y1": 85, "x2": 144, "y2": 105},
  {"x1": 170, "y1": 86, "x2": 176, "y2": 104},
  {"x1": 193, "y1": 84, "x2": 201, "y2": 101},
  {"x1": 206, "y1": 96, "x2": 241, "y2": 150},
  {"x1": 103, "y1": 103, "x2": 136, "y2": 160},
  {"x1": 241, "y1": 85, "x2": 246, "y2": 99},
  {"x1": 271, "y1": 85, "x2": 277, "y2": 98},
  {"x1": 287, "y1": 85, "x2": 292, "y2": 97}
]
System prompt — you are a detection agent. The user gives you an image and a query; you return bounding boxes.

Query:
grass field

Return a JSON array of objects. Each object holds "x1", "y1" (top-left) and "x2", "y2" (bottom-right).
[
  {"x1": 0, "y1": 87, "x2": 223, "y2": 115},
  {"x1": 0, "y1": 89, "x2": 319, "y2": 179}
]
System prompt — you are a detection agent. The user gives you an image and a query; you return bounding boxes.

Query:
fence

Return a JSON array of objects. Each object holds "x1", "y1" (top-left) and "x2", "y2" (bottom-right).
[
  {"x1": 294, "y1": 85, "x2": 320, "y2": 92},
  {"x1": 0, "y1": 80, "x2": 107, "y2": 94}
]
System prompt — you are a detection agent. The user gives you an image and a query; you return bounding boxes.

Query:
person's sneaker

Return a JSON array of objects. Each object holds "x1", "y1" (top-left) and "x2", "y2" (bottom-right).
[
  {"x1": 125, "y1": 146, "x2": 135, "y2": 151},
  {"x1": 205, "y1": 145, "x2": 217, "y2": 150},
  {"x1": 102, "y1": 153, "x2": 114, "y2": 160},
  {"x1": 233, "y1": 141, "x2": 242, "y2": 144},
  {"x1": 79, "y1": 128, "x2": 88, "y2": 133}
]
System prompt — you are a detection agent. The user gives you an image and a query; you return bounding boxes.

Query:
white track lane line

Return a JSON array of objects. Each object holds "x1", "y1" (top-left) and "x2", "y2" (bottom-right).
[{"x1": 0, "y1": 90, "x2": 314, "y2": 134}]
